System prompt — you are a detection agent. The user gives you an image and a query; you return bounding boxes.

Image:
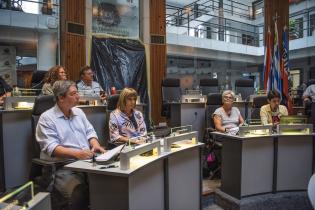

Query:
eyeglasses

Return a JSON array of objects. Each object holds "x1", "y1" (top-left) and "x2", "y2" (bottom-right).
[{"x1": 224, "y1": 96, "x2": 234, "y2": 100}]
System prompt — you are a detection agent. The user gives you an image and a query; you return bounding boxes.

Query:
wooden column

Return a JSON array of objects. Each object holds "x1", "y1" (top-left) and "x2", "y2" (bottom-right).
[
  {"x1": 60, "y1": 0, "x2": 86, "y2": 81},
  {"x1": 149, "y1": 0, "x2": 166, "y2": 124},
  {"x1": 264, "y1": 0, "x2": 289, "y2": 50}
]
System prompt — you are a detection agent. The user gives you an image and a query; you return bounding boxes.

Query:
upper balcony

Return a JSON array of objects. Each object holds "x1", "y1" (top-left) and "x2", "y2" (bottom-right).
[
  {"x1": 166, "y1": 0, "x2": 315, "y2": 60},
  {"x1": 0, "y1": 0, "x2": 59, "y2": 31}
]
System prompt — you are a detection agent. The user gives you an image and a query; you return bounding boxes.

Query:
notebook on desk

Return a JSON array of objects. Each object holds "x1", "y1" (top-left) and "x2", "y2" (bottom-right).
[{"x1": 95, "y1": 144, "x2": 126, "y2": 164}]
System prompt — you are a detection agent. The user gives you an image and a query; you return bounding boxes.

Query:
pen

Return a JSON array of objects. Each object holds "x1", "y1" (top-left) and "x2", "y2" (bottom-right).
[
  {"x1": 92, "y1": 154, "x2": 96, "y2": 167},
  {"x1": 99, "y1": 165, "x2": 117, "y2": 169}
]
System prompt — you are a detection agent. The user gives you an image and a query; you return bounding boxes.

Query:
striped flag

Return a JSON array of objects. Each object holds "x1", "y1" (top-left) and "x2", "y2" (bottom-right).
[
  {"x1": 281, "y1": 26, "x2": 293, "y2": 113},
  {"x1": 271, "y1": 20, "x2": 282, "y2": 99},
  {"x1": 263, "y1": 29, "x2": 272, "y2": 92}
]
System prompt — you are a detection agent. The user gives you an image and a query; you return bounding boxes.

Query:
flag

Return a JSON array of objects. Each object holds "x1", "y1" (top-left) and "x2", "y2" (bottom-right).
[
  {"x1": 263, "y1": 28, "x2": 272, "y2": 92},
  {"x1": 281, "y1": 26, "x2": 293, "y2": 113},
  {"x1": 271, "y1": 20, "x2": 282, "y2": 99}
]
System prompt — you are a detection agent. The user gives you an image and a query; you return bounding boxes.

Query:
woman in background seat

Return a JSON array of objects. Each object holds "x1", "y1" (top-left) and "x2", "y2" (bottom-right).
[
  {"x1": 213, "y1": 90, "x2": 244, "y2": 134},
  {"x1": 41, "y1": 65, "x2": 67, "y2": 95},
  {"x1": 109, "y1": 88, "x2": 146, "y2": 144},
  {"x1": 260, "y1": 90, "x2": 288, "y2": 125}
]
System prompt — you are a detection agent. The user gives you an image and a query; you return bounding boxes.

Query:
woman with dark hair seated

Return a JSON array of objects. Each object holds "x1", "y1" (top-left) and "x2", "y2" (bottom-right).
[
  {"x1": 109, "y1": 88, "x2": 147, "y2": 144},
  {"x1": 41, "y1": 65, "x2": 67, "y2": 95},
  {"x1": 260, "y1": 90, "x2": 288, "y2": 125},
  {"x1": 213, "y1": 90, "x2": 244, "y2": 135}
]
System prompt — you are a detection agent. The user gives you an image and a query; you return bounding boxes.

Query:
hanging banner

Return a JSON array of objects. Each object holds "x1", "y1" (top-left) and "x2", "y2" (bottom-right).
[{"x1": 90, "y1": 36, "x2": 148, "y2": 107}]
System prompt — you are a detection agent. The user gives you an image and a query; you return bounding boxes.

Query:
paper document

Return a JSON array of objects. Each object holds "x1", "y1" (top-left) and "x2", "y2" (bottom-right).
[{"x1": 96, "y1": 144, "x2": 125, "y2": 162}]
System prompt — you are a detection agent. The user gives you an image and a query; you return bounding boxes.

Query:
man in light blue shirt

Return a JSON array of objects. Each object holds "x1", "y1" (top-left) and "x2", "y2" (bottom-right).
[
  {"x1": 36, "y1": 80, "x2": 105, "y2": 210},
  {"x1": 77, "y1": 65, "x2": 106, "y2": 99}
]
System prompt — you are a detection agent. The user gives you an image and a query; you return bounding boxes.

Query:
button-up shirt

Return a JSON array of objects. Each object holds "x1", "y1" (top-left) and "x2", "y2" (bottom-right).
[
  {"x1": 77, "y1": 80, "x2": 103, "y2": 96},
  {"x1": 109, "y1": 109, "x2": 147, "y2": 142},
  {"x1": 303, "y1": 84, "x2": 315, "y2": 101},
  {"x1": 36, "y1": 104, "x2": 98, "y2": 158}
]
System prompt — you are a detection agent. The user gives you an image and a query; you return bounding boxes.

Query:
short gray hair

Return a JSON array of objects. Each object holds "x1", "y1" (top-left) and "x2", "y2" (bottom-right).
[
  {"x1": 53, "y1": 80, "x2": 76, "y2": 101},
  {"x1": 222, "y1": 90, "x2": 235, "y2": 102}
]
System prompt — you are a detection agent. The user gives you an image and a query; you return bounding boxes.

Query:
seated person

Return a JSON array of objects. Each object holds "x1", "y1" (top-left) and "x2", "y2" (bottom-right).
[
  {"x1": 36, "y1": 80, "x2": 105, "y2": 210},
  {"x1": 109, "y1": 88, "x2": 147, "y2": 144},
  {"x1": 260, "y1": 90, "x2": 288, "y2": 125},
  {"x1": 77, "y1": 65, "x2": 106, "y2": 101},
  {"x1": 0, "y1": 76, "x2": 12, "y2": 105},
  {"x1": 213, "y1": 90, "x2": 244, "y2": 134},
  {"x1": 303, "y1": 83, "x2": 315, "y2": 114},
  {"x1": 303, "y1": 83, "x2": 315, "y2": 102},
  {"x1": 41, "y1": 65, "x2": 67, "y2": 95}
]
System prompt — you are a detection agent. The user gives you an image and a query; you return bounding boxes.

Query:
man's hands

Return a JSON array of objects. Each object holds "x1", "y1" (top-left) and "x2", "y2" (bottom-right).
[
  {"x1": 73, "y1": 145, "x2": 106, "y2": 160},
  {"x1": 90, "y1": 138, "x2": 106, "y2": 154},
  {"x1": 91, "y1": 144, "x2": 106, "y2": 153},
  {"x1": 304, "y1": 97, "x2": 311, "y2": 102},
  {"x1": 74, "y1": 138, "x2": 106, "y2": 160},
  {"x1": 74, "y1": 149, "x2": 94, "y2": 160}
]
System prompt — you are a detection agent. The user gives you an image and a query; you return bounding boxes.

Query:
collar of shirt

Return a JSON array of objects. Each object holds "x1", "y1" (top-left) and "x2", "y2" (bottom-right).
[
  {"x1": 265, "y1": 104, "x2": 278, "y2": 113},
  {"x1": 118, "y1": 109, "x2": 135, "y2": 120},
  {"x1": 80, "y1": 80, "x2": 93, "y2": 88},
  {"x1": 53, "y1": 104, "x2": 79, "y2": 119}
]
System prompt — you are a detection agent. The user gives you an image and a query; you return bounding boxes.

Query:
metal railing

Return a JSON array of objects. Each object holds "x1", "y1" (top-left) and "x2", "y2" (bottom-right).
[
  {"x1": 166, "y1": 0, "x2": 253, "y2": 24},
  {"x1": 0, "y1": 0, "x2": 59, "y2": 17},
  {"x1": 166, "y1": 3, "x2": 315, "y2": 47},
  {"x1": 166, "y1": 3, "x2": 261, "y2": 46}
]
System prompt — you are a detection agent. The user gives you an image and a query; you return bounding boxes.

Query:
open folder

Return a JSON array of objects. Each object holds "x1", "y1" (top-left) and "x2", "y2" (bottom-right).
[{"x1": 95, "y1": 144, "x2": 125, "y2": 163}]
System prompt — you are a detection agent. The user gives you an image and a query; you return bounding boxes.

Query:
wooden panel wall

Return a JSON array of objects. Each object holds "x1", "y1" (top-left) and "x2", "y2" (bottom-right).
[
  {"x1": 149, "y1": 0, "x2": 166, "y2": 124},
  {"x1": 60, "y1": 0, "x2": 86, "y2": 81},
  {"x1": 264, "y1": 0, "x2": 289, "y2": 50}
]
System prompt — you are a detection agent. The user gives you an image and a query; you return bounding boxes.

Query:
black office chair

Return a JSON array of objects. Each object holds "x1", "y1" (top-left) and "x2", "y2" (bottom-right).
[
  {"x1": 203, "y1": 93, "x2": 222, "y2": 179},
  {"x1": 204, "y1": 93, "x2": 222, "y2": 137},
  {"x1": 29, "y1": 95, "x2": 69, "y2": 209},
  {"x1": 307, "y1": 79, "x2": 315, "y2": 87},
  {"x1": 105, "y1": 94, "x2": 120, "y2": 149},
  {"x1": 250, "y1": 95, "x2": 268, "y2": 121},
  {"x1": 235, "y1": 79, "x2": 255, "y2": 101},
  {"x1": 31, "y1": 70, "x2": 47, "y2": 89},
  {"x1": 199, "y1": 78, "x2": 219, "y2": 95},
  {"x1": 161, "y1": 78, "x2": 181, "y2": 117}
]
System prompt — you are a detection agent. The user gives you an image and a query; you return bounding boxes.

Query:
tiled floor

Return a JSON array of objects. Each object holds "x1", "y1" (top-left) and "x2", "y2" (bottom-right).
[
  {"x1": 202, "y1": 179, "x2": 223, "y2": 210},
  {"x1": 202, "y1": 179, "x2": 221, "y2": 195}
]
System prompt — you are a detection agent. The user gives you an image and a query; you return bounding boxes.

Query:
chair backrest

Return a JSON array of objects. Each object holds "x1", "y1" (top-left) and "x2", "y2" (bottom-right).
[
  {"x1": 162, "y1": 78, "x2": 181, "y2": 102},
  {"x1": 31, "y1": 70, "x2": 47, "y2": 89},
  {"x1": 104, "y1": 94, "x2": 120, "y2": 144},
  {"x1": 308, "y1": 173, "x2": 315, "y2": 208},
  {"x1": 205, "y1": 93, "x2": 222, "y2": 129},
  {"x1": 251, "y1": 95, "x2": 268, "y2": 120},
  {"x1": 107, "y1": 94, "x2": 120, "y2": 111},
  {"x1": 31, "y1": 95, "x2": 56, "y2": 158},
  {"x1": 235, "y1": 79, "x2": 255, "y2": 101},
  {"x1": 199, "y1": 78, "x2": 219, "y2": 95},
  {"x1": 307, "y1": 79, "x2": 315, "y2": 87}
]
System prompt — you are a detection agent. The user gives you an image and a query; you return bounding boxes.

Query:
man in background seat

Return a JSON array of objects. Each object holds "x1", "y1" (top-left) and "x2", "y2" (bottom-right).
[{"x1": 77, "y1": 65, "x2": 106, "y2": 102}]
